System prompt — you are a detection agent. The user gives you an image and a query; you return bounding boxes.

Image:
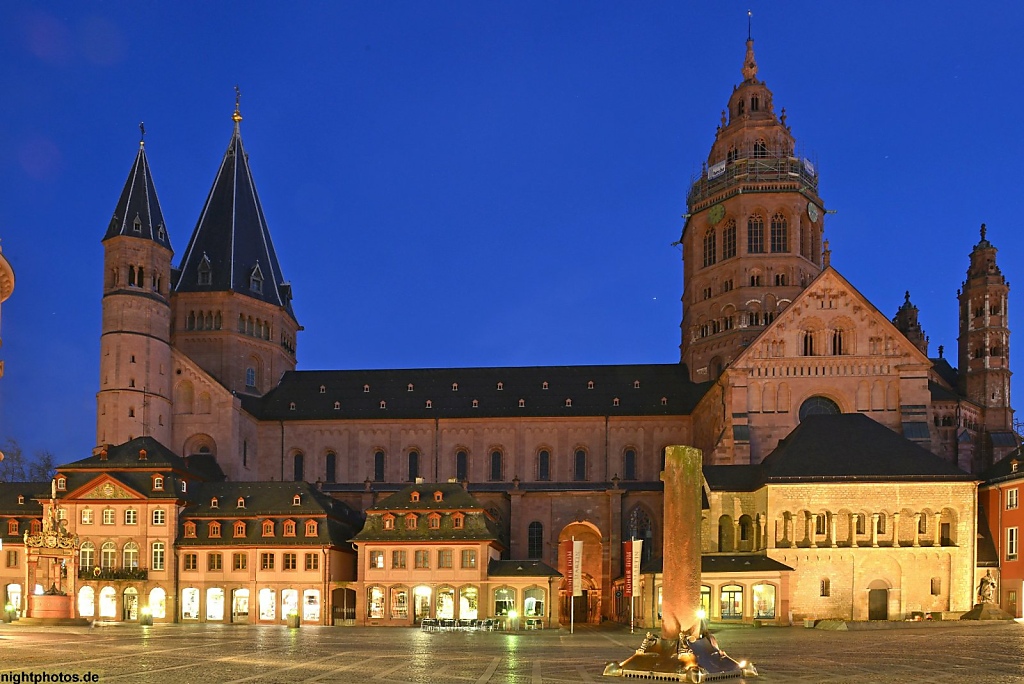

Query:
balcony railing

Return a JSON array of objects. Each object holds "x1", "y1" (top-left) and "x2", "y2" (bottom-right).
[
  {"x1": 78, "y1": 567, "x2": 149, "y2": 581},
  {"x1": 687, "y1": 154, "x2": 819, "y2": 208}
]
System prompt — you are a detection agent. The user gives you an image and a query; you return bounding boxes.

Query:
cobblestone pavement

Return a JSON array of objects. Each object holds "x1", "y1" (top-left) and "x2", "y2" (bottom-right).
[{"x1": 1, "y1": 622, "x2": 1022, "y2": 683}]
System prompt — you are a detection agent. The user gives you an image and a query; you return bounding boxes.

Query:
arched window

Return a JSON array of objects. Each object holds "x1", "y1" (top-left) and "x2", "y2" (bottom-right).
[
  {"x1": 80, "y1": 541, "x2": 95, "y2": 570},
  {"x1": 197, "y1": 257, "x2": 212, "y2": 285},
  {"x1": 373, "y1": 450, "x2": 385, "y2": 482},
  {"x1": 407, "y1": 450, "x2": 419, "y2": 482},
  {"x1": 455, "y1": 450, "x2": 468, "y2": 481},
  {"x1": 623, "y1": 449, "x2": 637, "y2": 481},
  {"x1": 751, "y1": 95, "x2": 759, "y2": 112},
  {"x1": 747, "y1": 214, "x2": 764, "y2": 254},
  {"x1": 100, "y1": 541, "x2": 117, "y2": 569},
  {"x1": 753, "y1": 139, "x2": 767, "y2": 158},
  {"x1": 770, "y1": 213, "x2": 788, "y2": 252},
  {"x1": 832, "y1": 330, "x2": 845, "y2": 355},
  {"x1": 798, "y1": 396, "x2": 841, "y2": 421},
  {"x1": 245, "y1": 367, "x2": 256, "y2": 388},
  {"x1": 293, "y1": 452, "x2": 304, "y2": 482},
  {"x1": 721, "y1": 585, "x2": 743, "y2": 619},
  {"x1": 802, "y1": 331, "x2": 815, "y2": 356},
  {"x1": 490, "y1": 450, "x2": 503, "y2": 481},
  {"x1": 722, "y1": 220, "x2": 737, "y2": 259},
  {"x1": 537, "y1": 450, "x2": 550, "y2": 481},
  {"x1": 123, "y1": 541, "x2": 140, "y2": 569},
  {"x1": 702, "y1": 228, "x2": 716, "y2": 267},
  {"x1": 573, "y1": 449, "x2": 587, "y2": 481},
  {"x1": 527, "y1": 522, "x2": 544, "y2": 559}
]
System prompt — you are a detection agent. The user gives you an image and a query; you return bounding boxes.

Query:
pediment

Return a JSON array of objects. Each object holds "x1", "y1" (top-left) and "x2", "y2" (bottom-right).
[
  {"x1": 731, "y1": 267, "x2": 932, "y2": 369},
  {"x1": 72, "y1": 475, "x2": 145, "y2": 501}
]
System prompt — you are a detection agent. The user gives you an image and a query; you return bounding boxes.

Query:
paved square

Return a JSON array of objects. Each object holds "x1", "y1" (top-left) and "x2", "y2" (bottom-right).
[{"x1": 1, "y1": 622, "x2": 1022, "y2": 683}]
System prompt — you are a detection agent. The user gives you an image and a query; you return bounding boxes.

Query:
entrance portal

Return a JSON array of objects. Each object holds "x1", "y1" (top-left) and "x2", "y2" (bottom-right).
[
  {"x1": 413, "y1": 586, "x2": 431, "y2": 624},
  {"x1": 122, "y1": 588, "x2": 138, "y2": 621},
  {"x1": 868, "y1": 588, "x2": 888, "y2": 620}
]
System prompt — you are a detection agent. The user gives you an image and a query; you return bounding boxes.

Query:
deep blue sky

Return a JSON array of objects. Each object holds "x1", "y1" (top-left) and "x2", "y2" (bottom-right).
[{"x1": 0, "y1": 2, "x2": 1020, "y2": 462}]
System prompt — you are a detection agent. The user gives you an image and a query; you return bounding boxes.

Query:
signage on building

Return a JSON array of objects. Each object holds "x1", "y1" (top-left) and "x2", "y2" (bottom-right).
[
  {"x1": 623, "y1": 539, "x2": 642, "y2": 597},
  {"x1": 707, "y1": 160, "x2": 727, "y2": 180}
]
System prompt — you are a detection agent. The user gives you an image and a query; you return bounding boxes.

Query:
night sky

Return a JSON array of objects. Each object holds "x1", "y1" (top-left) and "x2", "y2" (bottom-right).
[{"x1": 1, "y1": 2, "x2": 1020, "y2": 462}]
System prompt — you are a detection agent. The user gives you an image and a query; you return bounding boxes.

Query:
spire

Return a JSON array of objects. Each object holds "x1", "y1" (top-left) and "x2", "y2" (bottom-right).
[
  {"x1": 174, "y1": 97, "x2": 294, "y2": 318},
  {"x1": 892, "y1": 290, "x2": 929, "y2": 355},
  {"x1": 104, "y1": 133, "x2": 172, "y2": 250},
  {"x1": 742, "y1": 38, "x2": 758, "y2": 82},
  {"x1": 233, "y1": 85, "x2": 243, "y2": 126}
]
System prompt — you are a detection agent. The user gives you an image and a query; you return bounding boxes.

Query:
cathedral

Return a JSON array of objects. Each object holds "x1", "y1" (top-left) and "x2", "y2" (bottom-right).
[{"x1": 1, "y1": 37, "x2": 1015, "y2": 627}]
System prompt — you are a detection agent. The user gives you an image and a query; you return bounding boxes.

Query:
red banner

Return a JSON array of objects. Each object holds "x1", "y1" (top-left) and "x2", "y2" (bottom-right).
[{"x1": 624, "y1": 540, "x2": 634, "y2": 597}]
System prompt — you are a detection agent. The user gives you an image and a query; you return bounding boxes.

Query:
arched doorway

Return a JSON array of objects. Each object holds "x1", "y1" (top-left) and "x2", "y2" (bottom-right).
[
  {"x1": 122, "y1": 587, "x2": 139, "y2": 621},
  {"x1": 557, "y1": 521, "x2": 603, "y2": 624},
  {"x1": 868, "y1": 580, "x2": 889, "y2": 621}
]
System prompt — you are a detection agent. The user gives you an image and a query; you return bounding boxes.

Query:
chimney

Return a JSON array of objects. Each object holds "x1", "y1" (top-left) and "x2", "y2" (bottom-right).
[{"x1": 99, "y1": 447, "x2": 108, "y2": 461}]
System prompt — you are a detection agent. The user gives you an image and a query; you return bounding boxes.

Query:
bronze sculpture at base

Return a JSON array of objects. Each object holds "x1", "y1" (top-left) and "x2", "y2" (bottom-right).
[{"x1": 603, "y1": 446, "x2": 757, "y2": 681}]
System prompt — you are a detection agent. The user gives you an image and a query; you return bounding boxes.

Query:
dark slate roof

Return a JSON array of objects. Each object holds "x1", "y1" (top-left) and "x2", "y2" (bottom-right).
[
  {"x1": 980, "y1": 447, "x2": 1024, "y2": 485},
  {"x1": 241, "y1": 364, "x2": 710, "y2": 421},
  {"x1": 178, "y1": 481, "x2": 360, "y2": 547},
  {"x1": 930, "y1": 358, "x2": 959, "y2": 390},
  {"x1": 640, "y1": 555, "x2": 793, "y2": 574},
  {"x1": 758, "y1": 414, "x2": 973, "y2": 483},
  {"x1": 0, "y1": 482, "x2": 46, "y2": 545},
  {"x1": 703, "y1": 465, "x2": 762, "y2": 492},
  {"x1": 353, "y1": 483, "x2": 503, "y2": 545},
  {"x1": 929, "y1": 380, "x2": 959, "y2": 403},
  {"x1": 488, "y1": 559, "x2": 561, "y2": 578},
  {"x1": 60, "y1": 471, "x2": 188, "y2": 502},
  {"x1": 367, "y1": 483, "x2": 481, "y2": 512},
  {"x1": 976, "y1": 504, "x2": 999, "y2": 567},
  {"x1": 184, "y1": 454, "x2": 227, "y2": 482},
  {"x1": 174, "y1": 119, "x2": 294, "y2": 318},
  {"x1": 59, "y1": 437, "x2": 189, "y2": 471},
  {"x1": 103, "y1": 143, "x2": 172, "y2": 250}
]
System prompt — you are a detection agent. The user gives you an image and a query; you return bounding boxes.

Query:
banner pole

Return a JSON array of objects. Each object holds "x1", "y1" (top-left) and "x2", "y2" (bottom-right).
[
  {"x1": 570, "y1": 536, "x2": 575, "y2": 634},
  {"x1": 630, "y1": 537, "x2": 635, "y2": 634}
]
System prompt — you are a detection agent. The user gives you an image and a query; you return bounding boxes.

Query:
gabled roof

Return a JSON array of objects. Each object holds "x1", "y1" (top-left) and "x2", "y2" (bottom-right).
[
  {"x1": 241, "y1": 364, "x2": 710, "y2": 421},
  {"x1": 0, "y1": 482, "x2": 47, "y2": 515},
  {"x1": 103, "y1": 143, "x2": 172, "y2": 250},
  {"x1": 353, "y1": 482, "x2": 503, "y2": 545},
  {"x1": 59, "y1": 436, "x2": 189, "y2": 471},
  {"x1": 760, "y1": 414, "x2": 973, "y2": 482},
  {"x1": 174, "y1": 117, "x2": 294, "y2": 318},
  {"x1": 487, "y1": 559, "x2": 561, "y2": 578},
  {"x1": 703, "y1": 465, "x2": 762, "y2": 492},
  {"x1": 367, "y1": 483, "x2": 481, "y2": 512},
  {"x1": 929, "y1": 357, "x2": 959, "y2": 390},
  {"x1": 980, "y1": 446, "x2": 1024, "y2": 485}
]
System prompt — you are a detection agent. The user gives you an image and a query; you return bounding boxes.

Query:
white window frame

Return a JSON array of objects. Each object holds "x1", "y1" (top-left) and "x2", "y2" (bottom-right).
[
  {"x1": 1008, "y1": 488, "x2": 1019, "y2": 511},
  {"x1": 1008, "y1": 527, "x2": 1019, "y2": 561}
]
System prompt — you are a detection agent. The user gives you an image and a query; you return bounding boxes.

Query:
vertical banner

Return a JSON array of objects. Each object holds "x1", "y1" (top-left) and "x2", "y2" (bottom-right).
[
  {"x1": 561, "y1": 540, "x2": 573, "y2": 592},
  {"x1": 623, "y1": 540, "x2": 634, "y2": 598},
  {"x1": 630, "y1": 539, "x2": 643, "y2": 594},
  {"x1": 572, "y1": 540, "x2": 583, "y2": 597}
]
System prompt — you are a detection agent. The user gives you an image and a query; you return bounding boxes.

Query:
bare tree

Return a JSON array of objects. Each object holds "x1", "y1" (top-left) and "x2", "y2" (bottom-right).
[
  {"x1": 28, "y1": 450, "x2": 57, "y2": 482},
  {"x1": 0, "y1": 438, "x2": 28, "y2": 482}
]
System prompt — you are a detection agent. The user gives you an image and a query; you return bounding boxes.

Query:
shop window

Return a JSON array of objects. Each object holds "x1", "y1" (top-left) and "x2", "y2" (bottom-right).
[
  {"x1": 753, "y1": 583, "x2": 776, "y2": 620},
  {"x1": 720, "y1": 585, "x2": 743, "y2": 619},
  {"x1": 494, "y1": 588, "x2": 514, "y2": 616}
]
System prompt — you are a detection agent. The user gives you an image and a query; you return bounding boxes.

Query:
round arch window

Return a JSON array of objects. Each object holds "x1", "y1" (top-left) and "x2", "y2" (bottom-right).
[{"x1": 798, "y1": 396, "x2": 841, "y2": 421}]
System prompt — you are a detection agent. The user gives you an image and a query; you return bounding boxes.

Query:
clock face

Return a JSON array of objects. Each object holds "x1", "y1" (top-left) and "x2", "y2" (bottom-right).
[
  {"x1": 807, "y1": 202, "x2": 820, "y2": 222},
  {"x1": 708, "y1": 204, "x2": 725, "y2": 225}
]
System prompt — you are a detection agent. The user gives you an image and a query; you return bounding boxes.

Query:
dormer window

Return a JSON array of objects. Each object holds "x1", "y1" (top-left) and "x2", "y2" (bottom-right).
[
  {"x1": 289, "y1": 402, "x2": 296, "y2": 411},
  {"x1": 497, "y1": 382, "x2": 503, "y2": 390},
  {"x1": 210, "y1": 497, "x2": 219, "y2": 509},
  {"x1": 633, "y1": 381, "x2": 640, "y2": 389},
  {"x1": 587, "y1": 381, "x2": 594, "y2": 390},
  {"x1": 56, "y1": 477, "x2": 66, "y2": 491},
  {"x1": 197, "y1": 255, "x2": 212, "y2": 286},
  {"x1": 7, "y1": 520, "x2": 18, "y2": 535},
  {"x1": 1013, "y1": 461, "x2": 1020, "y2": 473},
  {"x1": 452, "y1": 383, "x2": 458, "y2": 391},
  {"x1": 428, "y1": 513, "x2": 441, "y2": 529},
  {"x1": 234, "y1": 521, "x2": 246, "y2": 537},
  {"x1": 181, "y1": 480, "x2": 187, "y2": 493},
  {"x1": 410, "y1": 491, "x2": 420, "y2": 503},
  {"x1": 383, "y1": 514, "x2": 395, "y2": 530},
  {"x1": 17, "y1": 495, "x2": 24, "y2": 505},
  {"x1": 363, "y1": 384, "x2": 370, "y2": 392},
  {"x1": 407, "y1": 384, "x2": 414, "y2": 392},
  {"x1": 292, "y1": 494, "x2": 301, "y2": 506},
  {"x1": 613, "y1": 397, "x2": 620, "y2": 407},
  {"x1": 249, "y1": 264, "x2": 264, "y2": 294},
  {"x1": 262, "y1": 520, "x2": 274, "y2": 537},
  {"x1": 518, "y1": 399, "x2": 525, "y2": 408},
  {"x1": 405, "y1": 514, "x2": 418, "y2": 530},
  {"x1": 542, "y1": 382, "x2": 549, "y2": 390},
  {"x1": 236, "y1": 497, "x2": 245, "y2": 509},
  {"x1": 472, "y1": 399, "x2": 479, "y2": 408},
  {"x1": 425, "y1": 400, "x2": 432, "y2": 409},
  {"x1": 565, "y1": 398, "x2": 572, "y2": 407},
  {"x1": 209, "y1": 521, "x2": 221, "y2": 538},
  {"x1": 156, "y1": 223, "x2": 166, "y2": 241},
  {"x1": 334, "y1": 401, "x2": 341, "y2": 410},
  {"x1": 379, "y1": 401, "x2": 386, "y2": 409},
  {"x1": 319, "y1": 385, "x2": 326, "y2": 394},
  {"x1": 283, "y1": 520, "x2": 296, "y2": 537},
  {"x1": 433, "y1": 491, "x2": 443, "y2": 502},
  {"x1": 452, "y1": 513, "x2": 464, "y2": 529},
  {"x1": 184, "y1": 521, "x2": 196, "y2": 538},
  {"x1": 661, "y1": 397, "x2": 668, "y2": 406},
  {"x1": 133, "y1": 215, "x2": 142, "y2": 233},
  {"x1": 305, "y1": 520, "x2": 318, "y2": 537}
]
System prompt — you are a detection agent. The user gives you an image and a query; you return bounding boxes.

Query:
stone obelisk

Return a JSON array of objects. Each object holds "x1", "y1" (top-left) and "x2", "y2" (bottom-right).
[{"x1": 660, "y1": 445, "x2": 703, "y2": 640}]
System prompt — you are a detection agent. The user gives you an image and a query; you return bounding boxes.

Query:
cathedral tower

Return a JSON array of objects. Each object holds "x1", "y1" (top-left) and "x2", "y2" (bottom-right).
[
  {"x1": 680, "y1": 38, "x2": 826, "y2": 381},
  {"x1": 958, "y1": 224, "x2": 1012, "y2": 433},
  {"x1": 97, "y1": 133, "x2": 174, "y2": 447},
  {"x1": 171, "y1": 97, "x2": 298, "y2": 396},
  {"x1": 892, "y1": 291, "x2": 929, "y2": 356}
]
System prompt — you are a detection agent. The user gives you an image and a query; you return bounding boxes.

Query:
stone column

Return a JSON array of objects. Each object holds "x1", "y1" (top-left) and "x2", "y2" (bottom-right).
[
  {"x1": 912, "y1": 513, "x2": 922, "y2": 547},
  {"x1": 660, "y1": 445, "x2": 702, "y2": 641},
  {"x1": 892, "y1": 512, "x2": 901, "y2": 548},
  {"x1": 933, "y1": 513, "x2": 941, "y2": 546},
  {"x1": 758, "y1": 514, "x2": 767, "y2": 550},
  {"x1": 871, "y1": 514, "x2": 879, "y2": 547},
  {"x1": 829, "y1": 513, "x2": 838, "y2": 548},
  {"x1": 851, "y1": 514, "x2": 859, "y2": 548},
  {"x1": 810, "y1": 514, "x2": 819, "y2": 548},
  {"x1": 733, "y1": 519, "x2": 741, "y2": 550}
]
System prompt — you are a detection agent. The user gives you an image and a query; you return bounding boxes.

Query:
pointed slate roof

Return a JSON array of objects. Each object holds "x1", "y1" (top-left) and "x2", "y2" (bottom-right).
[
  {"x1": 103, "y1": 142, "x2": 172, "y2": 250},
  {"x1": 175, "y1": 115, "x2": 294, "y2": 318}
]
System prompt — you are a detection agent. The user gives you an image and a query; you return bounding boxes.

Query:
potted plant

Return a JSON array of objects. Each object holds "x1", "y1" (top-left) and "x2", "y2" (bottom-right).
[{"x1": 287, "y1": 611, "x2": 300, "y2": 629}]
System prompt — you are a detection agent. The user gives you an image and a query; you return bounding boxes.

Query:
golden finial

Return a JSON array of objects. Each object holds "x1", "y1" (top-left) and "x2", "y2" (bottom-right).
[{"x1": 232, "y1": 85, "x2": 243, "y2": 123}]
